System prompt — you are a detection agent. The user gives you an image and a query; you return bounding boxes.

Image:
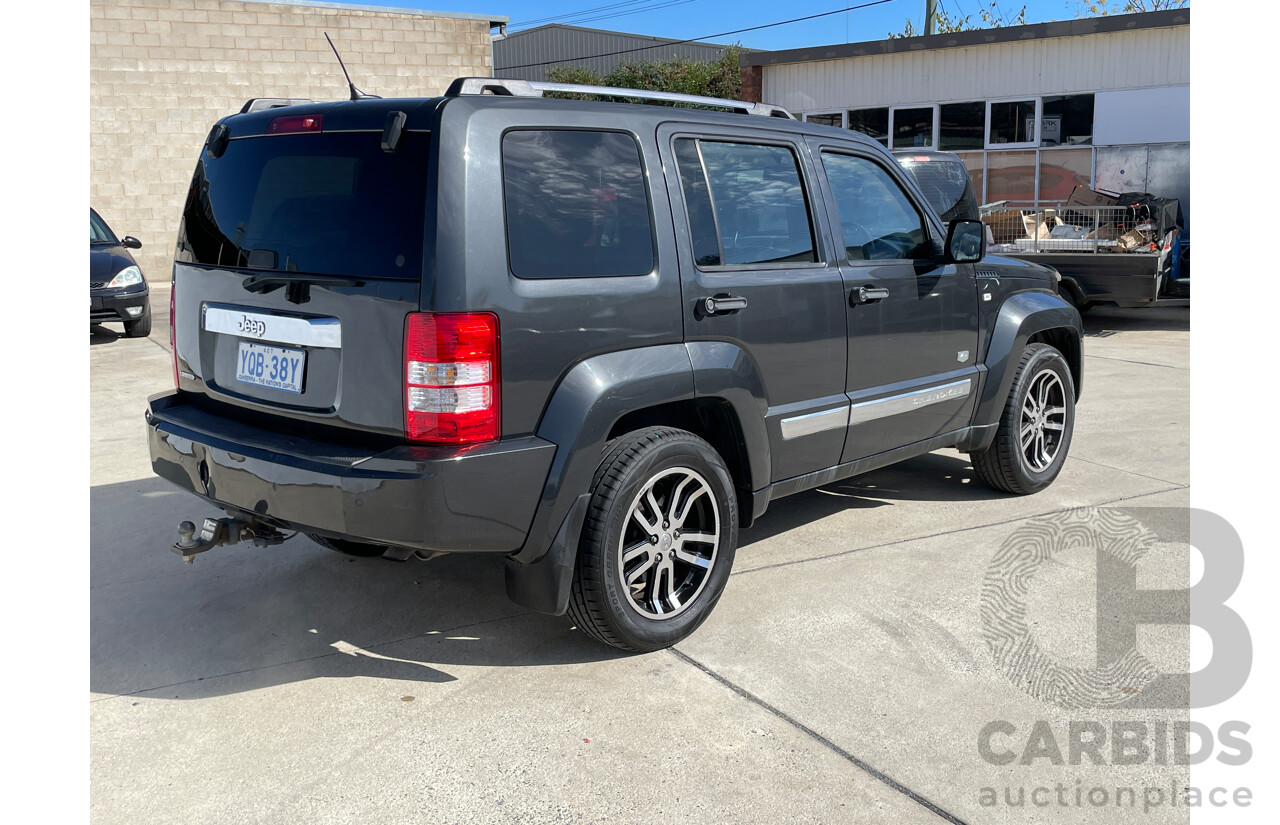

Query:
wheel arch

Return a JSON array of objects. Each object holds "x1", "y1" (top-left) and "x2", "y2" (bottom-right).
[{"x1": 963, "y1": 290, "x2": 1082, "y2": 453}]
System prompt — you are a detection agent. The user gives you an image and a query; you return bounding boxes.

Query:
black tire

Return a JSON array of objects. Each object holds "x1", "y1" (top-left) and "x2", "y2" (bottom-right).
[
  {"x1": 306, "y1": 533, "x2": 388, "y2": 557},
  {"x1": 1061, "y1": 283, "x2": 1094, "y2": 315},
  {"x1": 969, "y1": 343, "x2": 1075, "y2": 495},
  {"x1": 123, "y1": 310, "x2": 152, "y2": 338},
  {"x1": 567, "y1": 426, "x2": 738, "y2": 652}
]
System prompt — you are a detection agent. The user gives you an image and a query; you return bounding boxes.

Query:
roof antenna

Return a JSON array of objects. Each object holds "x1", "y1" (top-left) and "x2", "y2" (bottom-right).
[{"x1": 324, "y1": 32, "x2": 381, "y2": 101}]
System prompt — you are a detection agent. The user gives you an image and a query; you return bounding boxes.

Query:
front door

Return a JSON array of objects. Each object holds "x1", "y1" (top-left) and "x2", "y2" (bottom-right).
[
  {"x1": 658, "y1": 125, "x2": 847, "y2": 483},
  {"x1": 808, "y1": 142, "x2": 981, "y2": 463}
]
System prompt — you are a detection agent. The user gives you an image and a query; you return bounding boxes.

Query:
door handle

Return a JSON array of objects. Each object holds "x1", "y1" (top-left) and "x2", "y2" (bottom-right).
[
  {"x1": 698, "y1": 295, "x2": 748, "y2": 316},
  {"x1": 850, "y1": 286, "x2": 889, "y2": 305}
]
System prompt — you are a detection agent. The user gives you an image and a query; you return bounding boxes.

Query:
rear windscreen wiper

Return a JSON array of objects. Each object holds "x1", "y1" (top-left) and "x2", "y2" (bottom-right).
[{"x1": 241, "y1": 273, "x2": 365, "y2": 294}]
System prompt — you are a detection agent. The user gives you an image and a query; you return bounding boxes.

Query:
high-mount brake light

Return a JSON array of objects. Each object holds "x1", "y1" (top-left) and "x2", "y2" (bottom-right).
[
  {"x1": 404, "y1": 313, "x2": 500, "y2": 445},
  {"x1": 266, "y1": 114, "x2": 324, "y2": 135}
]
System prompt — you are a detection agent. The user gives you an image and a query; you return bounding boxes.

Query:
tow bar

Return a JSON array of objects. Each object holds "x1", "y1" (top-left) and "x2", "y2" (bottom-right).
[{"x1": 173, "y1": 516, "x2": 292, "y2": 564}]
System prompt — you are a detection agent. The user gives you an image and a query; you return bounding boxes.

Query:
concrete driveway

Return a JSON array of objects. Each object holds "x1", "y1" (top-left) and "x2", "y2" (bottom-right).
[{"x1": 91, "y1": 290, "x2": 1190, "y2": 824}]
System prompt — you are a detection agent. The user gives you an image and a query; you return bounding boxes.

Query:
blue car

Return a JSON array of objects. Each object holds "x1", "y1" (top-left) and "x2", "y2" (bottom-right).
[{"x1": 90, "y1": 208, "x2": 151, "y2": 338}]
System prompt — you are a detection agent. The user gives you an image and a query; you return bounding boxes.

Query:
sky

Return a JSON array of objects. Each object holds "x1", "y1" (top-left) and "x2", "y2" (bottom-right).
[{"x1": 321, "y1": 0, "x2": 1116, "y2": 52}]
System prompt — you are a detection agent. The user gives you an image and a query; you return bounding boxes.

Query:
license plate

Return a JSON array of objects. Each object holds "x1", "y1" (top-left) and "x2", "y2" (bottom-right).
[{"x1": 236, "y1": 341, "x2": 305, "y2": 393}]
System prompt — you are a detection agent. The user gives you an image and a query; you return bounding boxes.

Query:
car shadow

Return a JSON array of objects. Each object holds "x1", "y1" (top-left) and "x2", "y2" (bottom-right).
[
  {"x1": 1083, "y1": 305, "x2": 1189, "y2": 334},
  {"x1": 90, "y1": 323, "x2": 124, "y2": 345},
  {"x1": 739, "y1": 451, "x2": 1003, "y2": 549},
  {"x1": 90, "y1": 453, "x2": 1002, "y2": 701},
  {"x1": 90, "y1": 477, "x2": 629, "y2": 702}
]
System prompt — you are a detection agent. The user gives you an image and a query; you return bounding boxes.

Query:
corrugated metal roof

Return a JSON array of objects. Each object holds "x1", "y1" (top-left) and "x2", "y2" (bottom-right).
[
  {"x1": 494, "y1": 24, "x2": 739, "y2": 81},
  {"x1": 742, "y1": 8, "x2": 1189, "y2": 67}
]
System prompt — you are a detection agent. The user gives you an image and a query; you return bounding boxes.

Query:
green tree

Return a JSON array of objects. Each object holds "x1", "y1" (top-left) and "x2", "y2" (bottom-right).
[
  {"x1": 1073, "y1": 1, "x2": 1188, "y2": 16},
  {"x1": 545, "y1": 45, "x2": 744, "y2": 102},
  {"x1": 889, "y1": 2, "x2": 1026, "y2": 39}
]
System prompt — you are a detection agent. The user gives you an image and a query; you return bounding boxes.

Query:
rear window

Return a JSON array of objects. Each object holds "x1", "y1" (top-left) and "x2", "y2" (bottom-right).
[
  {"x1": 897, "y1": 158, "x2": 979, "y2": 223},
  {"x1": 502, "y1": 130, "x2": 654, "y2": 279},
  {"x1": 176, "y1": 131, "x2": 429, "y2": 280}
]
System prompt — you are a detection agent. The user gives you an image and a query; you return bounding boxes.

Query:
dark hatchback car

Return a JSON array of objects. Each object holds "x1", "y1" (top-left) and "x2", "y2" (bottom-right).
[{"x1": 91, "y1": 208, "x2": 151, "y2": 337}]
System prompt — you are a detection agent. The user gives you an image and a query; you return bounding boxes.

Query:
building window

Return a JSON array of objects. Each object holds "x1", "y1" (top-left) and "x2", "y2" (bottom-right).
[
  {"x1": 891, "y1": 106, "x2": 935, "y2": 149},
  {"x1": 939, "y1": 102, "x2": 985, "y2": 151},
  {"x1": 988, "y1": 100, "x2": 1038, "y2": 147},
  {"x1": 502, "y1": 130, "x2": 654, "y2": 279},
  {"x1": 805, "y1": 112, "x2": 843, "y2": 128},
  {"x1": 986, "y1": 150, "x2": 1037, "y2": 203},
  {"x1": 1041, "y1": 94, "x2": 1094, "y2": 146},
  {"x1": 1037, "y1": 148, "x2": 1093, "y2": 202},
  {"x1": 847, "y1": 107, "x2": 889, "y2": 146}
]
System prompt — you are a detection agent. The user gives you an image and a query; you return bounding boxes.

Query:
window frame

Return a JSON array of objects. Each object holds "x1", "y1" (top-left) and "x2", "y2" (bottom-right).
[
  {"x1": 889, "y1": 104, "x2": 939, "y2": 151},
  {"x1": 499, "y1": 126, "x2": 660, "y2": 281},
  {"x1": 938, "y1": 100, "x2": 987, "y2": 152},
  {"x1": 985, "y1": 97, "x2": 1041, "y2": 150},
  {"x1": 803, "y1": 111, "x2": 846, "y2": 128},
  {"x1": 818, "y1": 148, "x2": 940, "y2": 268},
  {"x1": 671, "y1": 133, "x2": 828, "y2": 274},
  {"x1": 846, "y1": 106, "x2": 891, "y2": 147}
]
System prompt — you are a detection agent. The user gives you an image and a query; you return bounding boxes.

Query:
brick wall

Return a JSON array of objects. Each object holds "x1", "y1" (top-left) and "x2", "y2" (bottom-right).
[
  {"x1": 740, "y1": 65, "x2": 762, "y2": 104},
  {"x1": 90, "y1": 0, "x2": 499, "y2": 281}
]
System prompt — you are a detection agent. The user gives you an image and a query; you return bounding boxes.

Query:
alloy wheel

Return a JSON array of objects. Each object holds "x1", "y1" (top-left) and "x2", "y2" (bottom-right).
[{"x1": 617, "y1": 467, "x2": 720, "y2": 620}]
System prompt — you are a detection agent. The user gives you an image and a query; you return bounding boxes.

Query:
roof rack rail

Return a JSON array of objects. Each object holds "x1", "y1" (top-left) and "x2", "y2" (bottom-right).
[
  {"x1": 240, "y1": 98, "x2": 314, "y2": 114},
  {"x1": 443, "y1": 77, "x2": 794, "y2": 119}
]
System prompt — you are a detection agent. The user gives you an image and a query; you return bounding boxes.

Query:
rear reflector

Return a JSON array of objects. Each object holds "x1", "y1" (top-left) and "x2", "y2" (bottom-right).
[
  {"x1": 266, "y1": 114, "x2": 323, "y2": 135},
  {"x1": 170, "y1": 280, "x2": 178, "y2": 387},
  {"x1": 404, "y1": 312, "x2": 499, "y2": 444}
]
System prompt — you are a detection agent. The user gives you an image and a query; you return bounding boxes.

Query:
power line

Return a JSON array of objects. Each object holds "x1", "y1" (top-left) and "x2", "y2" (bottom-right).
[
  {"x1": 539, "y1": 0, "x2": 697, "y2": 29},
  {"x1": 499, "y1": 0, "x2": 901, "y2": 71},
  {"x1": 511, "y1": 1, "x2": 694, "y2": 31}
]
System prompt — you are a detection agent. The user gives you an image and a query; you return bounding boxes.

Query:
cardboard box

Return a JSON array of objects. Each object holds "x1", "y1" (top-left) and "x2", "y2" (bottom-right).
[
  {"x1": 1066, "y1": 185, "x2": 1120, "y2": 208},
  {"x1": 1084, "y1": 224, "x2": 1123, "y2": 241},
  {"x1": 1117, "y1": 229, "x2": 1146, "y2": 250},
  {"x1": 981, "y1": 209, "x2": 1026, "y2": 245},
  {"x1": 1022, "y1": 209, "x2": 1058, "y2": 240}
]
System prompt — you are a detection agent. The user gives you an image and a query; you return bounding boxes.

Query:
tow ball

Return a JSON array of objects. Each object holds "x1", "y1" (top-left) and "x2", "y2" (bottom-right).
[{"x1": 173, "y1": 516, "x2": 291, "y2": 564}]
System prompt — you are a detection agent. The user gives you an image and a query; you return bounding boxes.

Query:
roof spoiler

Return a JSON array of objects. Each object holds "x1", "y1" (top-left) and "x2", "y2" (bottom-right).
[
  {"x1": 240, "y1": 98, "x2": 314, "y2": 114},
  {"x1": 443, "y1": 77, "x2": 795, "y2": 119}
]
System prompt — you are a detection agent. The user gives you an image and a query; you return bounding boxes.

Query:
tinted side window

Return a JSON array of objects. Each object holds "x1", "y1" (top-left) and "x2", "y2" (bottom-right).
[
  {"x1": 822, "y1": 153, "x2": 931, "y2": 262},
  {"x1": 694, "y1": 141, "x2": 817, "y2": 267},
  {"x1": 673, "y1": 140, "x2": 722, "y2": 267},
  {"x1": 502, "y1": 130, "x2": 654, "y2": 279}
]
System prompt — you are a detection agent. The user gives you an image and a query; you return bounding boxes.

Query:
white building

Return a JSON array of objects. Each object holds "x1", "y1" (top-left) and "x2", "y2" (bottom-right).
[{"x1": 740, "y1": 9, "x2": 1190, "y2": 222}]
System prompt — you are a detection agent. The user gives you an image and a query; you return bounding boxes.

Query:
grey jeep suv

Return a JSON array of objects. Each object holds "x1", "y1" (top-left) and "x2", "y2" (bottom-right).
[{"x1": 147, "y1": 79, "x2": 1081, "y2": 651}]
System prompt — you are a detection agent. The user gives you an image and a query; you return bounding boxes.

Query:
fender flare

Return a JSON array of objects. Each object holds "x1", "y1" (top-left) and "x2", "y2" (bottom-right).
[
  {"x1": 960, "y1": 290, "x2": 1082, "y2": 452},
  {"x1": 504, "y1": 344, "x2": 696, "y2": 614}
]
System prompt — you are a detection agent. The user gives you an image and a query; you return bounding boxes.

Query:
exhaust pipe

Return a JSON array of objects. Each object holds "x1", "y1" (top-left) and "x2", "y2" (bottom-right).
[{"x1": 173, "y1": 516, "x2": 292, "y2": 564}]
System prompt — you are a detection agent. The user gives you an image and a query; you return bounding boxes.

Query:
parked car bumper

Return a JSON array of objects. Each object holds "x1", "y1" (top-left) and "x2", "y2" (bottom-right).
[
  {"x1": 145, "y1": 391, "x2": 557, "y2": 553},
  {"x1": 91, "y1": 283, "x2": 149, "y2": 324}
]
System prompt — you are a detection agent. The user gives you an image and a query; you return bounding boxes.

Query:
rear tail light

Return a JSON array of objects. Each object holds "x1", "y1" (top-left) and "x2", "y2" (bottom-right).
[
  {"x1": 170, "y1": 279, "x2": 178, "y2": 387},
  {"x1": 404, "y1": 312, "x2": 500, "y2": 444}
]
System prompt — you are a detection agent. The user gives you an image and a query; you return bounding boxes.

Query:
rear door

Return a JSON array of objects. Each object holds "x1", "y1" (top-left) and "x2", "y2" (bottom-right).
[
  {"x1": 173, "y1": 118, "x2": 433, "y2": 437},
  {"x1": 657, "y1": 124, "x2": 847, "y2": 483},
  {"x1": 808, "y1": 141, "x2": 981, "y2": 462}
]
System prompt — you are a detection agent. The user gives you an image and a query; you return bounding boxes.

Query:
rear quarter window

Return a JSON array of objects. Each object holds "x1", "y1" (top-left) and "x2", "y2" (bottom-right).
[{"x1": 501, "y1": 130, "x2": 655, "y2": 279}]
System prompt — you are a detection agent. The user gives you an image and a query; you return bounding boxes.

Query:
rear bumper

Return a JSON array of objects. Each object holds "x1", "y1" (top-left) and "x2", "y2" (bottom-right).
[
  {"x1": 146, "y1": 391, "x2": 556, "y2": 553},
  {"x1": 91, "y1": 285, "x2": 150, "y2": 324}
]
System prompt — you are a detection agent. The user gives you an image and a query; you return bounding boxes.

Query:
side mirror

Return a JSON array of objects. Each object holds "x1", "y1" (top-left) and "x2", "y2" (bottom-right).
[
  {"x1": 946, "y1": 219, "x2": 984, "y2": 264},
  {"x1": 122, "y1": 236, "x2": 143, "y2": 249}
]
